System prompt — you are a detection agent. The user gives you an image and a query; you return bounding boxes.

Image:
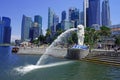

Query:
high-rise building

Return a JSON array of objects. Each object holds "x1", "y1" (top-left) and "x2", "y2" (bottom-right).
[
  {"x1": 61, "y1": 11, "x2": 66, "y2": 21},
  {"x1": 51, "y1": 14, "x2": 59, "y2": 34},
  {"x1": 61, "y1": 20, "x2": 74, "y2": 30},
  {"x1": 102, "y1": 0, "x2": 111, "y2": 27},
  {"x1": 21, "y1": 15, "x2": 32, "y2": 42},
  {"x1": 69, "y1": 8, "x2": 74, "y2": 21},
  {"x1": 29, "y1": 22, "x2": 39, "y2": 41},
  {"x1": 2, "y1": 17, "x2": 11, "y2": 44},
  {"x1": 84, "y1": 0, "x2": 89, "y2": 27},
  {"x1": 87, "y1": 0, "x2": 100, "y2": 27},
  {"x1": 69, "y1": 8, "x2": 80, "y2": 28},
  {"x1": 48, "y1": 8, "x2": 60, "y2": 35},
  {"x1": 48, "y1": 8, "x2": 54, "y2": 31},
  {"x1": 34, "y1": 15, "x2": 42, "y2": 35},
  {"x1": 69, "y1": 8, "x2": 78, "y2": 21},
  {"x1": 0, "y1": 18, "x2": 3, "y2": 44},
  {"x1": 0, "y1": 22, "x2": 4, "y2": 44},
  {"x1": 80, "y1": 11, "x2": 84, "y2": 25},
  {"x1": 56, "y1": 23, "x2": 61, "y2": 31}
]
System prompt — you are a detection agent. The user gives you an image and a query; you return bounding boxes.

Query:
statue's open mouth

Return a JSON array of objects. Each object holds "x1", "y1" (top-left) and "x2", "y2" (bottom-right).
[{"x1": 78, "y1": 28, "x2": 82, "y2": 30}]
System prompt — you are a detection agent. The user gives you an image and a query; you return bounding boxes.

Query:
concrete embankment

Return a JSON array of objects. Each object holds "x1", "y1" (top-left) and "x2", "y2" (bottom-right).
[
  {"x1": 17, "y1": 47, "x2": 67, "y2": 56},
  {"x1": 84, "y1": 49, "x2": 120, "y2": 66},
  {"x1": 17, "y1": 47, "x2": 46, "y2": 55}
]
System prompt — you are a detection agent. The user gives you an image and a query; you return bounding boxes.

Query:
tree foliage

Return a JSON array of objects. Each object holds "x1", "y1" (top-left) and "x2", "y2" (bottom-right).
[
  {"x1": 46, "y1": 29, "x2": 51, "y2": 37},
  {"x1": 84, "y1": 27, "x2": 99, "y2": 50},
  {"x1": 38, "y1": 35, "x2": 45, "y2": 44},
  {"x1": 115, "y1": 35, "x2": 120, "y2": 46},
  {"x1": 68, "y1": 31, "x2": 78, "y2": 44},
  {"x1": 100, "y1": 26, "x2": 111, "y2": 37}
]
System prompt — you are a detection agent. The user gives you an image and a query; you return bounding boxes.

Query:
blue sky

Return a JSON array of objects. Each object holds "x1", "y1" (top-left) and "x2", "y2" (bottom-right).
[{"x1": 0, "y1": 0, "x2": 120, "y2": 41}]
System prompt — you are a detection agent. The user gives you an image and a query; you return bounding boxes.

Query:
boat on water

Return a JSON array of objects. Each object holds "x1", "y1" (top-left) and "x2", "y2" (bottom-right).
[{"x1": 12, "y1": 46, "x2": 19, "y2": 53}]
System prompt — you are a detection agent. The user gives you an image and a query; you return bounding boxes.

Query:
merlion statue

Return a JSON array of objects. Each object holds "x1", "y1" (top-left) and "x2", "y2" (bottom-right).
[{"x1": 77, "y1": 25, "x2": 84, "y2": 45}]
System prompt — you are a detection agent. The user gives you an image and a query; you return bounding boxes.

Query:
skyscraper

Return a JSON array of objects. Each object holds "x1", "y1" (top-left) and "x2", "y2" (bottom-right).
[
  {"x1": 2, "y1": 17, "x2": 11, "y2": 44},
  {"x1": 80, "y1": 11, "x2": 84, "y2": 25},
  {"x1": 102, "y1": 0, "x2": 111, "y2": 27},
  {"x1": 87, "y1": 0, "x2": 100, "y2": 27},
  {"x1": 34, "y1": 15, "x2": 42, "y2": 35},
  {"x1": 52, "y1": 14, "x2": 59, "y2": 34},
  {"x1": 0, "y1": 21, "x2": 4, "y2": 44},
  {"x1": 84, "y1": 0, "x2": 89, "y2": 27},
  {"x1": 56, "y1": 23, "x2": 61, "y2": 31},
  {"x1": 61, "y1": 11, "x2": 66, "y2": 21},
  {"x1": 21, "y1": 15, "x2": 32, "y2": 42},
  {"x1": 48, "y1": 8, "x2": 54, "y2": 31},
  {"x1": 69, "y1": 8, "x2": 80, "y2": 28},
  {"x1": 29, "y1": 22, "x2": 39, "y2": 41},
  {"x1": 61, "y1": 21, "x2": 74, "y2": 30}
]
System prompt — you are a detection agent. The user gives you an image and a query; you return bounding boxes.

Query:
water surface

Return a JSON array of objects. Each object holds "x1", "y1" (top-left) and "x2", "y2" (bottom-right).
[{"x1": 0, "y1": 46, "x2": 120, "y2": 80}]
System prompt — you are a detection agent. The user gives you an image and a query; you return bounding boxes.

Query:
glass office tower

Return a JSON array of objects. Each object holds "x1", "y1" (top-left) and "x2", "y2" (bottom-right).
[
  {"x1": 34, "y1": 15, "x2": 42, "y2": 35},
  {"x1": 29, "y1": 23, "x2": 39, "y2": 41},
  {"x1": 87, "y1": 0, "x2": 100, "y2": 27},
  {"x1": 61, "y1": 11, "x2": 66, "y2": 21},
  {"x1": 0, "y1": 22, "x2": 4, "y2": 44},
  {"x1": 102, "y1": 0, "x2": 111, "y2": 27},
  {"x1": 2, "y1": 17, "x2": 11, "y2": 44},
  {"x1": 69, "y1": 8, "x2": 80, "y2": 28},
  {"x1": 52, "y1": 14, "x2": 59, "y2": 34},
  {"x1": 21, "y1": 15, "x2": 32, "y2": 42},
  {"x1": 48, "y1": 8, "x2": 54, "y2": 31}
]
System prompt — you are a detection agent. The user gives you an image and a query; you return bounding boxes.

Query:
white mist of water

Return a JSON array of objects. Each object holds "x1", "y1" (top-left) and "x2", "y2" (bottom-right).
[
  {"x1": 36, "y1": 28, "x2": 77, "y2": 65},
  {"x1": 14, "y1": 61, "x2": 73, "y2": 75}
]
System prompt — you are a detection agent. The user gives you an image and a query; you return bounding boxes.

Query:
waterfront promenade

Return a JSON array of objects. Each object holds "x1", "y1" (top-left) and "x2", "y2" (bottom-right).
[
  {"x1": 85, "y1": 49, "x2": 120, "y2": 66},
  {"x1": 17, "y1": 46, "x2": 47, "y2": 55},
  {"x1": 17, "y1": 45, "x2": 67, "y2": 57}
]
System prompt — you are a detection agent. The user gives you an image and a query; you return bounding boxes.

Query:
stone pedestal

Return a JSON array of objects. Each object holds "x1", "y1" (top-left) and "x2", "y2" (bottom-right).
[{"x1": 66, "y1": 48, "x2": 89, "y2": 60}]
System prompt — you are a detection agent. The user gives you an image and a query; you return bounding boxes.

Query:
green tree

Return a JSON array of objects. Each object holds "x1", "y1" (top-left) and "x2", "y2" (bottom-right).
[
  {"x1": 67, "y1": 31, "x2": 78, "y2": 45},
  {"x1": 32, "y1": 39, "x2": 39, "y2": 44},
  {"x1": 100, "y1": 26, "x2": 111, "y2": 37},
  {"x1": 71, "y1": 31, "x2": 78, "y2": 44},
  {"x1": 45, "y1": 29, "x2": 52, "y2": 43},
  {"x1": 46, "y1": 29, "x2": 51, "y2": 37},
  {"x1": 99, "y1": 26, "x2": 111, "y2": 48},
  {"x1": 115, "y1": 35, "x2": 120, "y2": 46},
  {"x1": 68, "y1": 36, "x2": 74, "y2": 44},
  {"x1": 38, "y1": 35, "x2": 45, "y2": 44},
  {"x1": 85, "y1": 27, "x2": 99, "y2": 51},
  {"x1": 56, "y1": 29, "x2": 64, "y2": 36}
]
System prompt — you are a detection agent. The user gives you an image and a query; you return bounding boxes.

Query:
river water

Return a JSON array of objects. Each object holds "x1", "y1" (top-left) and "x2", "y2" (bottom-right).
[{"x1": 0, "y1": 46, "x2": 120, "y2": 80}]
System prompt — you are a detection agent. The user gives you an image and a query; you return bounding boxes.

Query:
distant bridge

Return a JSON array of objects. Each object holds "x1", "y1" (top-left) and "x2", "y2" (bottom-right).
[{"x1": 0, "y1": 44, "x2": 11, "y2": 46}]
